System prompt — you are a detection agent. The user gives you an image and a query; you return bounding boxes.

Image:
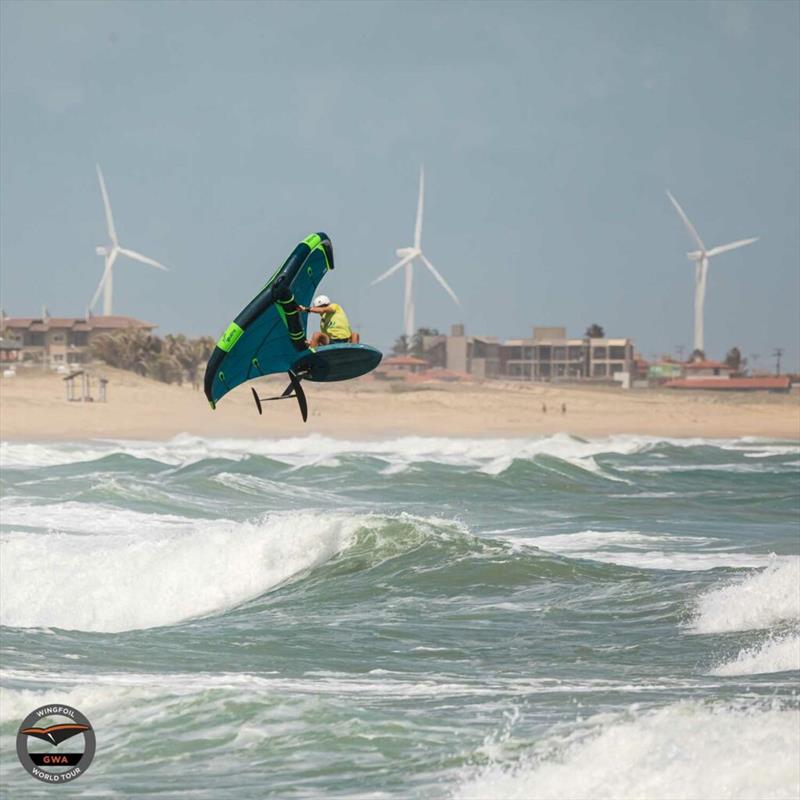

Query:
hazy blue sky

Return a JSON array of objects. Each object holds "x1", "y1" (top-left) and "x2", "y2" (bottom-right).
[{"x1": 1, "y1": 0, "x2": 798, "y2": 367}]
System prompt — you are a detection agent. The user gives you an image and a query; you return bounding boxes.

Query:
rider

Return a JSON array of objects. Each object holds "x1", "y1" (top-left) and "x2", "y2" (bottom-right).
[{"x1": 299, "y1": 295, "x2": 359, "y2": 347}]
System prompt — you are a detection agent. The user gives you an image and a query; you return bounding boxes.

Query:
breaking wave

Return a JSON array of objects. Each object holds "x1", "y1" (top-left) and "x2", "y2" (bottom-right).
[
  {"x1": 455, "y1": 701, "x2": 800, "y2": 800},
  {"x1": 0, "y1": 511, "x2": 361, "y2": 632},
  {"x1": 689, "y1": 558, "x2": 800, "y2": 634},
  {"x1": 712, "y1": 634, "x2": 800, "y2": 676},
  {"x1": 3, "y1": 433, "x2": 796, "y2": 472}
]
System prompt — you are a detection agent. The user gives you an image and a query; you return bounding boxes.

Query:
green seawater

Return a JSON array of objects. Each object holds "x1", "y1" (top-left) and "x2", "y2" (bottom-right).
[{"x1": 1, "y1": 435, "x2": 798, "y2": 799}]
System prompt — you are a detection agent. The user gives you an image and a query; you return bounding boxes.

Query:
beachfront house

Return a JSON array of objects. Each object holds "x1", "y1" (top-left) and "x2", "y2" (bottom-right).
[
  {"x1": 1, "y1": 312, "x2": 156, "y2": 368},
  {"x1": 422, "y1": 325, "x2": 634, "y2": 384},
  {"x1": 0, "y1": 338, "x2": 22, "y2": 364},
  {"x1": 683, "y1": 359, "x2": 737, "y2": 380}
]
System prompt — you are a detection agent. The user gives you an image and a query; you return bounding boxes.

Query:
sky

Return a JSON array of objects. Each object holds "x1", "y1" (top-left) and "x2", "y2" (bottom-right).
[{"x1": 1, "y1": 0, "x2": 798, "y2": 368}]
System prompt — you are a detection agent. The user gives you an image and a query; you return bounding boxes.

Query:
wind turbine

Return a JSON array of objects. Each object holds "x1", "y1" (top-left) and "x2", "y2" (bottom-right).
[
  {"x1": 666, "y1": 190, "x2": 757, "y2": 355},
  {"x1": 371, "y1": 166, "x2": 460, "y2": 339},
  {"x1": 90, "y1": 164, "x2": 168, "y2": 316}
]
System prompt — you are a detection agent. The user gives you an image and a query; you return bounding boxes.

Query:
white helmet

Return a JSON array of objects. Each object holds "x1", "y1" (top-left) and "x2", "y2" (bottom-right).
[{"x1": 311, "y1": 295, "x2": 330, "y2": 308}]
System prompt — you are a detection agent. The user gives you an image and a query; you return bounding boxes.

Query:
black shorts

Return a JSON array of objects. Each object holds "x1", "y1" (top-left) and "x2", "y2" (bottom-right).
[{"x1": 328, "y1": 337, "x2": 350, "y2": 344}]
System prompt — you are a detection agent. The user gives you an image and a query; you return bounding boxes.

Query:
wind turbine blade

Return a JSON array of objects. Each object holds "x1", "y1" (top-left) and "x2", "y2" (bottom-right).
[
  {"x1": 89, "y1": 275, "x2": 106, "y2": 312},
  {"x1": 419, "y1": 253, "x2": 461, "y2": 307},
  {"x1": 96, "y1": 164, "x2": 119, "y2": 247},
  {"x1": 666, "y1": 190, "x2": 706, "y2": 251},
  {"x1": 118, "y1": 247, "x2": 169, "y2": 270},
  {"x1": 414, "y1": 165, "x2": 425, "y2": 249},
  {"x1": 371, "y1": 253, "x2": 415, "y2": 285},
  {"x1": 90, "y1": 251, "x2": 117, "y2": 310},
  {"x1": 705, "y1": 238, "x2": 759, "y2": 258}
]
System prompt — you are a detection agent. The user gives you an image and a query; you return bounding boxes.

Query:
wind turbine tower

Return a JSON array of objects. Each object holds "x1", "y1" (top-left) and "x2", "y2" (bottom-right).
[
  {"x1": 91, "y1": 164, "x2": 169, "y2": 316},
  {"x1": 372, "y1": 166, "x2": 460, "y2": 339},
  {"x1": 666, "y1": 191, "x2": 757, "y2": 355}
]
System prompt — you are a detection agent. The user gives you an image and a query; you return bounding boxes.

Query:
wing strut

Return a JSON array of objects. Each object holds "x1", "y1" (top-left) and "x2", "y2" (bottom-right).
[{"x1": 250, "y1": 370, "x2": 309, "y2": 422}]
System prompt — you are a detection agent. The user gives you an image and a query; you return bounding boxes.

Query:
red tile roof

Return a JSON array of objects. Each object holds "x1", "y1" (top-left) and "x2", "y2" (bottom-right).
[
  {"x1": 685, "y1": 360, "x2": 733, "y2": 370},
  {"x1": 665, "y1": 377, "x2": 791, "y2": 391},
  {"x1": 3, "y1": 316, "x2": 155, "y2": 331},
  {"x1": 87, "y1": 316, "x2": 156, "y2": 330}
]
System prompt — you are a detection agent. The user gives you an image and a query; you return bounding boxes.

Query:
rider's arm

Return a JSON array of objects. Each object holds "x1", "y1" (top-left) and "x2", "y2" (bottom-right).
[{"x1": 299, "y1": 305, "x2": 333, "y2": 314}]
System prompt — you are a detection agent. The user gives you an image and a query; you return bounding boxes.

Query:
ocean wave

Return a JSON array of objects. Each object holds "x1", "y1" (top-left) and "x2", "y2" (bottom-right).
[
  {"x1": 3, "y1": 433, "x2": 795, "y2": 472},
  {"x1": 519, "y1": 530, "x2": 709, "y2": 551},
  {"x1": 0, "y1": 669, "x2": 708, "y2": 725},
  {"x1": 0, "y1": 499, "x2": 205, "y2": 534},
  {"x1": 689, "y1": 558, "x2": 800, "y2": 634},
  {"x1": 509, "y1": 530, "x2": 775, "y2": 572},
  {"x1": 0, "y1": 509, "x2": 634, "y2": 632},
  {"x1": 0, "y1": 507, "x2": 498, "y2": 632},
  {"x1": 212, "y1": 471, "x2": 345, "y2": 505},
  {"x1": 566, "y1": 551, "x2": 781, "y2": 572},
  {"x1": 454, "y1": 701, "x2": 800, "y2": 800},
  {"x1": 0, "y1": 511, "x2": 360, "y2": 632},
  {"x1": 614, "y1": 462, "x2": 800, "y2": 474},
  {"x1": 712, "y1": 634, "x2": 800, "y2": 676}
]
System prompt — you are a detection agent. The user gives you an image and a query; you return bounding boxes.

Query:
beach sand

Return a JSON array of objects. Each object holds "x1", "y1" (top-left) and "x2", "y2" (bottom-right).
[{"x1": 1, "y1": 368, "x2": 798, "y2": 441}]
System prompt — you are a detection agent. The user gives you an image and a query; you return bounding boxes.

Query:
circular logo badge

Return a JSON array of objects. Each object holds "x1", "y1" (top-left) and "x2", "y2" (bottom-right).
[{"x1": 16, "y1": 704, "x2": 95, "y2": 784}]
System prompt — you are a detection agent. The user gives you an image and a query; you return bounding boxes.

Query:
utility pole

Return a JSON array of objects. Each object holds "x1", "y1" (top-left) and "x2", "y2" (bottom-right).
[
  {"x1": 676, "y1": 345, "x2": 685, "y2": 362},
  {"x1": 773, "y1": 348, "x2": 784, "y2": 376}
]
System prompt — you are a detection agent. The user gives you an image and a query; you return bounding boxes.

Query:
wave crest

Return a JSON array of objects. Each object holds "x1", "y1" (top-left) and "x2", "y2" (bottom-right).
[
  {"x1": 455, "y1": 701, "x2": 800, "y2": 800},
  {"x1": 712, "y1": 634, "x2": 800, "y2": 676},
  {"x1": 690, "y1": 559, "x2": 800, "y2": 634},
  {"x1": 0, "y1": 512, "x2": 360, "y2": 632}
]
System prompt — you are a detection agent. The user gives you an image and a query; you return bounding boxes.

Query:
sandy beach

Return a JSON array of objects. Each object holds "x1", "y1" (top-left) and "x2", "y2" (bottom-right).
[{"x1": 1, "y1": 368, "x2": 797, "y2": 441}]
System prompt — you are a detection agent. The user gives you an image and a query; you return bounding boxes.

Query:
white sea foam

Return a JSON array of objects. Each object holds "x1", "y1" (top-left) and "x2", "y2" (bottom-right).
[
  {"x1": 615, "y1": 462, "x2": 799, "y2": 474},
  {"x1": 727, "y1": 442, "x2": 800, "y2": 458},
  {"x1": 0, "y1": 511, "x2": 361, "y2": 632},
  {"x1": 690, "y1": 558, "x2": 800, "y2": 634},
  {"x1": 4, "y1": 433, "x2": 793, "y2": 472},
  {"x1": 0, "y1": 441, "x2": 120, "y2": 468},
  {"x1": 0, "y1": 680, "x2": 158, "y2": 725},
  {"x1": 455, "y1": 701, "x2": 800, "y2": 800},
  {"x1": 574, "y1": 551, "x2": 780, "y2": 572},
  {"x1": 1, "y1": 500, "x2": 202, "y2": 535},
  {"x1": 712, "y1": 634, "x2": 800, "y2": 676},
  {"x1": 522, "y1": 530, "x2": 700, "y2": 551},
  {"x1": 213, "y1": 471, "x2": 344, "y2": 505},
  {"x1": 510, "y1": 530, "x2": 774, "y2": 572},
  {"x1": 0, "y1": 669, "x2": 724, "y2": 721}
]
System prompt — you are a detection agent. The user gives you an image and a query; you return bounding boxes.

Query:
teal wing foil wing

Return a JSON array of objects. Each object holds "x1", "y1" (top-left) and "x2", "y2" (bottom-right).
[{"x1": 204, "y1": 233, "x2": 333, "y2": 407}]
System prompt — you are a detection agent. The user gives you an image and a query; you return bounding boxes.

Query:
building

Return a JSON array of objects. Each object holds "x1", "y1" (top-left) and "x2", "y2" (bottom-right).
[
  {"x1": 0, "y1": 339, "x2": 22, "y2": 364},
  {"x1": 1, "y1": 313, "x2": 156, "y2": 368},
  {"x1": 422, "y1": 325, "x2": 501, "y2": 379},
  {"x1": 501, "y1": 327, "x2": 588, "y2": 380},
  {"x1": 648, "y1": 360, "x2": 685, "y2": 383},
  {"x1": 422, "y1": 325, "x2": 634, "y2": 383},
  {"x1": 586, "y1": 336, "x2": 635, "y2": 379},
  {"x1": 683, "y1": 359, "x2": 736, "y2": 380}
]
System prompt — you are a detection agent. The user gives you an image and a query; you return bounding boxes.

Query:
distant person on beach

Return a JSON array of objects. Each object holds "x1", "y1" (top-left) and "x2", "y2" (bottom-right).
[
  {"x1": 562, "y1": 403, "x2": 567, "y2": 414},
  {"x1": 299, "y1": 295, "x2": 360, "y2": 348}
]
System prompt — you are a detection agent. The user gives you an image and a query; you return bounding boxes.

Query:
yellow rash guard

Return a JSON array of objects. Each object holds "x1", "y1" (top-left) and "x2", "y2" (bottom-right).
[{"x1": 320, "y1": 303, "x2": 352, "y2": 341}]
